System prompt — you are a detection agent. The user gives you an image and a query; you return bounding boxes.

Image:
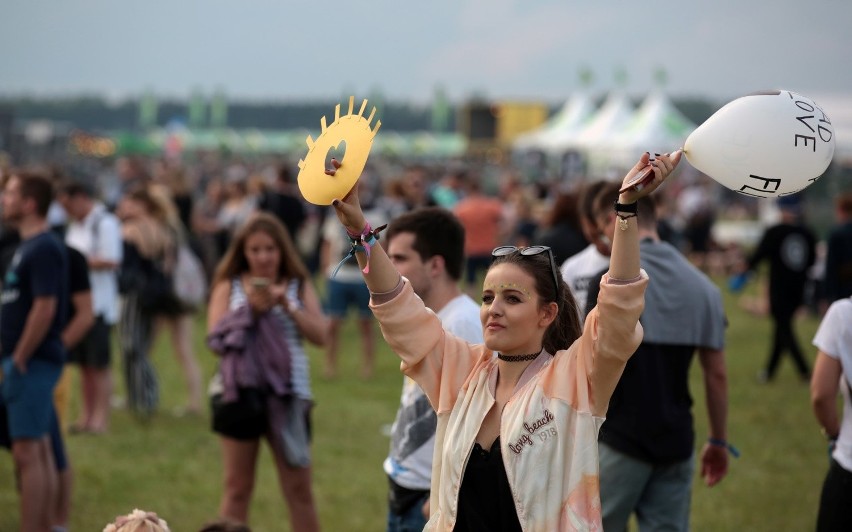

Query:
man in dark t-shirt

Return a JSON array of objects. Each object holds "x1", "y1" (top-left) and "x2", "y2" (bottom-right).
[
  {"x1": 743, "y1": 198, "x2": 817, "y2": 381},
  {"x1": 0, "y1": 171, "x2": 69, "y2": 532},
  {"x1": 0, "y1": 226, "x2": 92, "y2": 532}
]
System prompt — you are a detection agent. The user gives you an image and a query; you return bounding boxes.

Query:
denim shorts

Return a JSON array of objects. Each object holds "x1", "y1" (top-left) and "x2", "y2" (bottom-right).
[
  {"x1": 325, "y1": 278, "x2": 372, "y2": 318},
  {"x1": 1, "y1": 357, "x2": 62, "y2": 440},
  {"x1": 0, "y1": 392, "x2": 67, "y2": 471}
]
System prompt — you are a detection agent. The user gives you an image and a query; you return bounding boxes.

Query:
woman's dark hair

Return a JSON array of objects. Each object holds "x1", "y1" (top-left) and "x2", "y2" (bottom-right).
[
  {"x1": 212, "y1": 212, "x2": 309, "y2": 287},
  {"x1": 489, "y1": 251, "x2": 582, "y2": 354}
]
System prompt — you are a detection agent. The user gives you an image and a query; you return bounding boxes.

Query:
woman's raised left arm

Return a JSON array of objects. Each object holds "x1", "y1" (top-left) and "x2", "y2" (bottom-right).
[{"x1": 608, "y1": 151, "x2": 682, "y2": 280}]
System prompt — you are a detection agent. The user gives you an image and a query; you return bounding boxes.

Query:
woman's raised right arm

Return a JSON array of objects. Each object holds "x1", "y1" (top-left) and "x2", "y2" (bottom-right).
[{"x1": 328, "y1": 160, "x2": 401, "y2": 294}]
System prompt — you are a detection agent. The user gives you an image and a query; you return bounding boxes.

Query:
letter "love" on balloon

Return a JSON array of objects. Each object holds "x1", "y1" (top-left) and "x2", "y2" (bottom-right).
[{"x1": 683, "y1": 90, "x2": 835, "y2": 197}]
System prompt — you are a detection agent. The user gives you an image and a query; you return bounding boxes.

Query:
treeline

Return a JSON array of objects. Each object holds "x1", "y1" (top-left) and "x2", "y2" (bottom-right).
[
  {"x1": 0, "y1": 97, "x2": 441, "y2": 132},
  {"x1": 0, "y1": 95, "x2": 720, "y2": 132}
]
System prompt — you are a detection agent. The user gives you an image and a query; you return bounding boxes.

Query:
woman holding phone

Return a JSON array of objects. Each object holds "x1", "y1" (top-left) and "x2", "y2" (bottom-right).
[
  {"x1": 328, "y1": 151, "x2": 681, "y2": 530},
  {"x1": 206, "y1": 212, "x2": 328, "y2": 530}
]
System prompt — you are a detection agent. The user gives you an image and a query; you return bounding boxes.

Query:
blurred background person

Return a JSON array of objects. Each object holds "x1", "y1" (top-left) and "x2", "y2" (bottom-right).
[
  {"x1": 534, "y1": 189, "x2": 587, "y2": 267},
  {"x1": 398, "y1": 165, "x2": 434, "y2": 211},
  {"x1": 256, "y1": 165, "x2": 306, "y2": 244},
  {"x1": 0, "y1": 170, "x2": 68, "y2": 532},
  {"x1": 505, "y1": 187, "x2": 539, "y2": 248},
  {"x1": 430, "y1": 167, "x2": 465, "y2": 209},
  {"x1": 192, "y1": 177, "x2": 227, "y2": 283},
  {"x1": 207, "y1": 213, "x2": 328, "y2": 530},
  {"x1": 738, "y1": 195, "x2": 817, "y2": 383},
  {"x1": 453, "y1": 175, "x2": 504, "y2": 294},
  {"x1": 103, "y1": 508, "x2": 170, "y2": 532},
  {"x1": 319, "y1": 178, "x2": 388, "y2": 379},
  {"x1": 810, "y1": 295, "x2": 852, "y2": 532},
  {"x1": 217, "y1": 167, "x2": 256, "y2": 250},
  {"x1": 823, "y1": 191, "x2": 852, "y2": 305},
  {"x1": 149, "y1": 183, "x2": 205, "y2": 416},
  {"x1": 559, "y1": 180, "x2": 610, "y2": 325},
  {"x1": 60, "y1": 179, "x2": 123, "y2": 433},
  {"x1": 678, "y1": 176, "x2": 718, "y2": 271},
  {"x1": 116, "y1": 187, "x2": 180, "y2": 417}
]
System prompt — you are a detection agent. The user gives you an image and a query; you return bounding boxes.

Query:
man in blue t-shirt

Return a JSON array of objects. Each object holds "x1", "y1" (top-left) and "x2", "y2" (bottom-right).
[{"x1": 0, "y1": 170, "x2": 68, "y2": 532}]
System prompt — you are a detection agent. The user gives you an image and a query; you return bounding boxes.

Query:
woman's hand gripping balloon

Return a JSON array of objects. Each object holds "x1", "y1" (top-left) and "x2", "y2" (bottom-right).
[{"x1": 619, "y1": 150, "x2": 683, "y2": 202}]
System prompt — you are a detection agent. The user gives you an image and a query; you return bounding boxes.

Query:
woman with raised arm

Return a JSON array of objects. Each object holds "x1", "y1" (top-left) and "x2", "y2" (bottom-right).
[{"x1": 329, "y1": 151, "x2": 681, "y2": 531}]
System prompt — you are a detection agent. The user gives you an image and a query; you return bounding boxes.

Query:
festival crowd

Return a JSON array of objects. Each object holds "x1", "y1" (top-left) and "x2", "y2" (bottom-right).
[{"x1": 0, "y1": 150, "x2": 850, "y2": 531}]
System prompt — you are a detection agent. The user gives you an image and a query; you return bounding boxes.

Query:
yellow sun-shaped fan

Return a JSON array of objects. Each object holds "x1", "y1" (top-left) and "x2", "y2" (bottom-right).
[{"x1": 296, "y1": 96, "x2": 382, "y2": 206}]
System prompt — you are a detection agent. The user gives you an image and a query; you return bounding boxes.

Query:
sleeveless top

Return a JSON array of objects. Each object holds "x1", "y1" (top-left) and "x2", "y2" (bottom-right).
[
  {"x1": 454, "y1": 437, "x2": 522, "y2": 531},
  {"x1": 228, "y1": 277, "x2": 312, "y2": 400}
]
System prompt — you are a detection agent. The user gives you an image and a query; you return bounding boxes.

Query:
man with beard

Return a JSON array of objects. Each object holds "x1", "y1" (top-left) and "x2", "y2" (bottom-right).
[{"x1": 0, "y1": 170, "x2": 69, "y2": 532}]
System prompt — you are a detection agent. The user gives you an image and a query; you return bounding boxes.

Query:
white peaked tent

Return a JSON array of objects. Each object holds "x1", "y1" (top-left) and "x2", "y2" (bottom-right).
[
  {"x1": 601, "y1": 91, "x2": 696, "y2": 171},
  {"x1": 512, "y1": 92, "x2": 597, "y2": 152},
  {"x1": 567, "y1": 91, "x2": 635, "y2": 151},
  {"x1": 544, "y1": 91, "x2": 635, "y2": 177}
]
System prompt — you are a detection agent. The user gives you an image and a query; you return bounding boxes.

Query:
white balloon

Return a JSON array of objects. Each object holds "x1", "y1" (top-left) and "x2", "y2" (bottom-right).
[{"x1": 683, "y1": 90, "x2": 835, "y2": 197}]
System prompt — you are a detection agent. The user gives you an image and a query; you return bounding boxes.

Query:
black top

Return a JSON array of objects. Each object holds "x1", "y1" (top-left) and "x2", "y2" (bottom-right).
[
  {"x1": 0, "y1": 232, "x2": 68, "y2": 363},
  {"x1": 747, "y1": 222, "x2": 817, "y2": 311},
  {"x1": 258, "y1": 191, "x2": 306, "y2": 242},
  {"x1": 455, "y1": 437, "x2": 522, "y2": 531},
  {"x1": 598, "y1": 343, "x2": 697, "y2": 463},
  {"x1": 0, "y1": 230, "x2": 90, "y2": 325}
]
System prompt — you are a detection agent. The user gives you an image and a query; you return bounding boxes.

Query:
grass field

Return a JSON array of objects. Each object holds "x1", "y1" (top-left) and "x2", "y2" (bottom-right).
[{"x1": 0, "y1": 277, "x2": 831, "y2": 531}]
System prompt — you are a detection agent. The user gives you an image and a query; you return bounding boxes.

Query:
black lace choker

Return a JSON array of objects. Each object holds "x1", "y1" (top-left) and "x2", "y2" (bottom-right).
[{"x1": 497, "y1": 349, "x2": 542, "y2": 362}]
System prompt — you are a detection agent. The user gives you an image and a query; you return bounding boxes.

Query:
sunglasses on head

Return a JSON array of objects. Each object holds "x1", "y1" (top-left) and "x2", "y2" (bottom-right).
[{"x1": 491, "y1": 245, "x2": 559, "y2": 298}]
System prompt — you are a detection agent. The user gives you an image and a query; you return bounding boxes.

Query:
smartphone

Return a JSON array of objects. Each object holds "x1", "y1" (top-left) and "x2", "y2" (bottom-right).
[
  {"x1": 250, "y1": 277, "x2": 270, "y2": 289},
  {"x1": 619, "y1": 166, "x2": 654, "y2": 194}
]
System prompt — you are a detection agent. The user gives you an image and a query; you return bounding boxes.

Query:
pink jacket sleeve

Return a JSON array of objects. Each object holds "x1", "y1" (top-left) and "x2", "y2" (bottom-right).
[
  {"x1": 370, "y1": 281, "x2": 488, "y2": 414},
  {"x1": 543, "y1": 271, "x2": 648, "y2": 417}
]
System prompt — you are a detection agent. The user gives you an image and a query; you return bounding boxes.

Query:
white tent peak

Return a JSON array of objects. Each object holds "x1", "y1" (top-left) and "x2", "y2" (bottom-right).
[
  {"x1": 617, "y1": 91, "x2": 694, "y2": 141},
  {"x1": 512, "y1": 91, "x2": 596, "y2": 151},
  {"x1": 569, "y1": 91, "x2": 635, "y2": 150},
  {"x1": 603, "y1": 91, "x2": 696, "y2": 167}
]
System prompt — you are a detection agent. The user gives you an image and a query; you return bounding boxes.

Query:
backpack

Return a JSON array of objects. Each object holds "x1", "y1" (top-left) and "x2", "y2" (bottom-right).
[
  {"x1": 172, "y1": 244, "x2": 206, "y2": 309},
  {"x1": 136, "y1": 254, "x2": 182, "y2": 315}
]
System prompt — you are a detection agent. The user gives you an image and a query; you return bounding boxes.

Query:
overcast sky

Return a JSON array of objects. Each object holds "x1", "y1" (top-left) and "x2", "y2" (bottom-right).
[{"x1": 1, "y1": 0, "x2": 849, "y2": 105}]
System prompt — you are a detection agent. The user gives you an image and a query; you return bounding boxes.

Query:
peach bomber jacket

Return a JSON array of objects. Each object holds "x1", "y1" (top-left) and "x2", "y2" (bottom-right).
[{"x1": 369, "y1": 271, "x2": 648, "y2": 531}]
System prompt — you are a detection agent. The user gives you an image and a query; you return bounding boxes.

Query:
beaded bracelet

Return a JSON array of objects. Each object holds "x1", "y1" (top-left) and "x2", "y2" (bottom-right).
[
  {"x1": 708, "y1": 437, "x2": 741, "y2": 458},
  {"x1": 331, "y1": 222, "x2": 388, "y2": 277}
]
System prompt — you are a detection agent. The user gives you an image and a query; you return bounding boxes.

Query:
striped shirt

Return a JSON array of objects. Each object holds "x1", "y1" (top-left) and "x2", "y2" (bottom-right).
[{"x1": 229, "y1": 278, "x2": 312, "y2": 400}]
